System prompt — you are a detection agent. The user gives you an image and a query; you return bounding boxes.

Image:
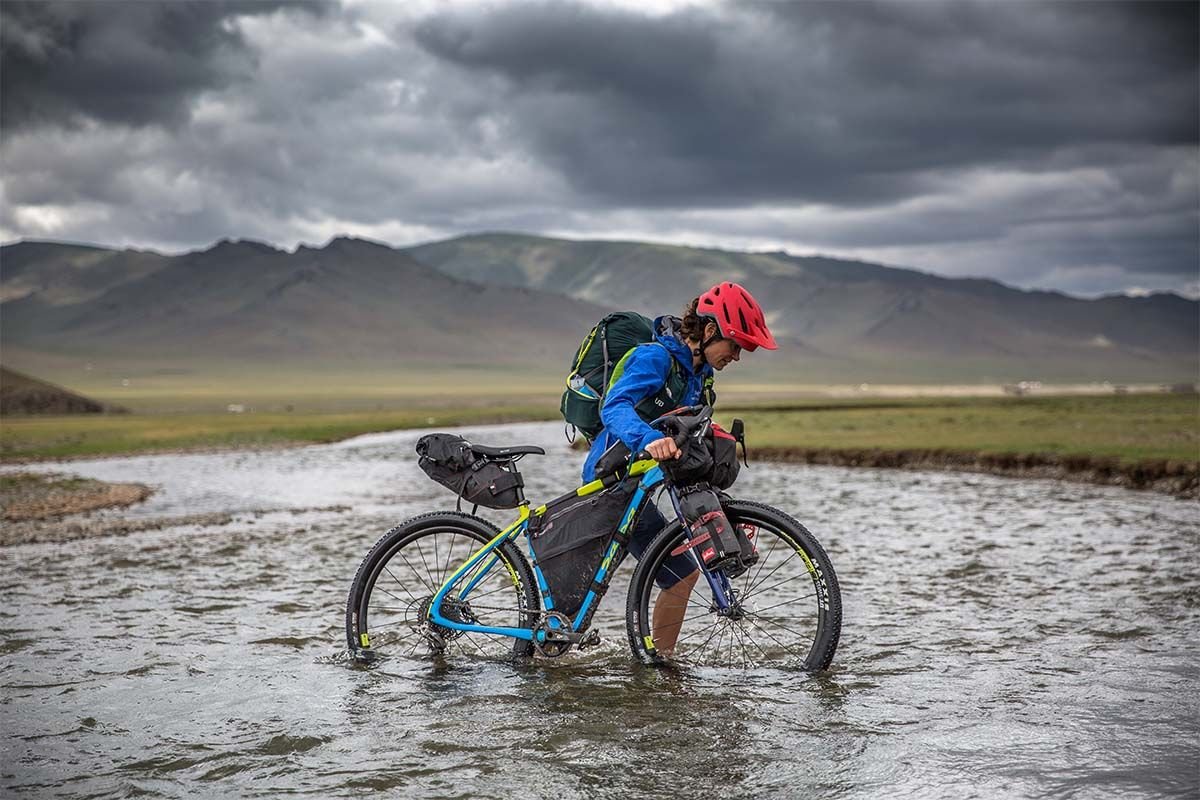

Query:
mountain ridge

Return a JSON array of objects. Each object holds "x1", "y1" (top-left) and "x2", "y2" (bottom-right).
[{"x1": 2, "y1": 232, "x2": 1195, "y2": 384}]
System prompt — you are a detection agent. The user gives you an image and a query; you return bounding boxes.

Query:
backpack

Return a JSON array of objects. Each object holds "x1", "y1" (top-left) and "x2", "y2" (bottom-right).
[
  {"x1": 559, "y1": 311, "x2": 656, "y2": 441},
  {"x1": 560, "y1": 312, "x2": 717, "y2": 442}
]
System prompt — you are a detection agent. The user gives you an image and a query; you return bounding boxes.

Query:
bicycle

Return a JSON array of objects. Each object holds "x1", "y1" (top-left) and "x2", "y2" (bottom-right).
[{"x1": 344, "y1": 407, "x2": 842, "y2": 670}]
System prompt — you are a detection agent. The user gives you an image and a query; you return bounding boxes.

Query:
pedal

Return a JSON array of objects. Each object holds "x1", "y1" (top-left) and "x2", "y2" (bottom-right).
[{"x1": 577, "y1": 629, "x2": 602, "y2": 650}]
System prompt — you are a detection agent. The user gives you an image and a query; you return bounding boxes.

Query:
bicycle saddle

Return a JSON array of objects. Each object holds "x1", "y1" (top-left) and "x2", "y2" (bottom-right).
[{"x1": 470, "y1": 443, "x2": 546, "y2": 459}]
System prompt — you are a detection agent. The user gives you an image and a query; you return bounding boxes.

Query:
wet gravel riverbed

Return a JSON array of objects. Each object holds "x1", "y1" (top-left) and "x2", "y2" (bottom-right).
[{"x1": 1, "y1": 421, "x2": 1196, "y2": 798}]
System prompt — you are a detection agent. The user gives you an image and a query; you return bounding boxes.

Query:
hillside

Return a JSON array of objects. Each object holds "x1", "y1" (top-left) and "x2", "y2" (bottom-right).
[
  {"x1": 1, "y1": 236, "x2": 609, "y2": 369},
  {"x1": 407, "y1": 233, "x2": 1198, "y2": 381},
  {"x1": 0, "y1": 366, "x2": 126, "y2": 415},
  {"x1": 2, "y1": 233, "x2": 1196, "y2": 385}
]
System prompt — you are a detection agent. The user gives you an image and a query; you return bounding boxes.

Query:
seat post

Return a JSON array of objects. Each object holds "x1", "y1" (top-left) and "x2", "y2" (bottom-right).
[{"x1": 509, "y1": 458, "x2": 528, "y2": 506}]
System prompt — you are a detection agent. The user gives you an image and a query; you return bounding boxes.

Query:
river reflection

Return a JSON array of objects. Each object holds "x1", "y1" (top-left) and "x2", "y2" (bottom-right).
[{"x1": 1, "y1": 422, "x2": 1196, "y2": 798}]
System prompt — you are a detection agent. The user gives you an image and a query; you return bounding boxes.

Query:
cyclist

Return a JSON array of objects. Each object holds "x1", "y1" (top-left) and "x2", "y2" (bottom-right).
[{"x1": 581, "y1": 282, "x2": 777, "y2": 655}]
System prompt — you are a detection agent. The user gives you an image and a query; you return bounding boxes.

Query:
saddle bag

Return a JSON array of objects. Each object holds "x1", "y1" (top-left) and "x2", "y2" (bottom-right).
[
  {"x1": 415, "y1": 433, "x2": 525, "y2": 509},
  {"x1": 529, "y1": 480, "x2": 639, "y2": 620}
]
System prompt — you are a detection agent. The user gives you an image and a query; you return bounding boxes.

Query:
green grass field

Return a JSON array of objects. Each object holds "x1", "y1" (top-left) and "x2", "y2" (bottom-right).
[
  {"x1": 719, "y1": 393, "x2": 1199, "y2": 464},
  {"x1": 0, "y1": 404, "x2": 552, "y2": 460},
  {"x1": 2, "y1": 391, "x2": 1196, "y2": 464}
]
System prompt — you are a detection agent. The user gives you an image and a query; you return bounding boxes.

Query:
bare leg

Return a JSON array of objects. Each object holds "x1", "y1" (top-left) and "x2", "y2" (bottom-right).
[{"x1": 653, "y1": 571, "x2": 701, "y2": 657}]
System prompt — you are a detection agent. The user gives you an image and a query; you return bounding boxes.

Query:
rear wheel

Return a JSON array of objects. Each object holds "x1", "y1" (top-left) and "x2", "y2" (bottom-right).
[
  {"x1": 346, "y1": 512, "x2": 538, "y2": 662},
  {"x1": 626, "y1": 500, "x2": 841, "y2": 671}
]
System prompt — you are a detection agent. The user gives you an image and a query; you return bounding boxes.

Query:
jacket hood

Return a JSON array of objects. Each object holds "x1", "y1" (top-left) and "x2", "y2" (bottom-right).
[{"x1": 653, "y1": 315, "x2": 712, "y2": 378}]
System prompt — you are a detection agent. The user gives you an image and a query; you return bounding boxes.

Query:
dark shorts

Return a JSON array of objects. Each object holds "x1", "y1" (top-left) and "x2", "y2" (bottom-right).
[{"x1": 627, "y1": 501, "x2": 699, "y2": 590}]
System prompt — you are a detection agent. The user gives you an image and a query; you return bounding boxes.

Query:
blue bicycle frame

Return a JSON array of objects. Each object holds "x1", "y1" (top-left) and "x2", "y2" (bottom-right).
[{"x1": 426, "y1": 458, "x2": 736, "y2": 645}]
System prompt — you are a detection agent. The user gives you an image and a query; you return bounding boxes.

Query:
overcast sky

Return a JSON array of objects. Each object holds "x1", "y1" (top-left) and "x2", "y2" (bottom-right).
[{"x1": 2, "y1": 0, "x2": 1197, "y2": 297}]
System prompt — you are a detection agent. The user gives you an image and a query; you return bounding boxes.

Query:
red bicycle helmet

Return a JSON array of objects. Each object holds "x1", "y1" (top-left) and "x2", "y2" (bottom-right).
[{"x1": 696, "y1": 282, "x2": 777, "y2": 351}]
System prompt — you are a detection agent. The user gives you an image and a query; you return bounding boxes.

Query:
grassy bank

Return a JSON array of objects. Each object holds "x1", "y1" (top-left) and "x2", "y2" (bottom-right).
[
  {"x1": 718, "y1": 393, "x2": 1198, "y2": 495},
  {"x1": 0, "y1": 404, "x2": 555, "y2": 461},
  {"x1": 720, "y1": 393, "x2": 1199, "y2": 463},
  {"x1": 3, "y1": 394, "x2": 1196, "y2": 493}
]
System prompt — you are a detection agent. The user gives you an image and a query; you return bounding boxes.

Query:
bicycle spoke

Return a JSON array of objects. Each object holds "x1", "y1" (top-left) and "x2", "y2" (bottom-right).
[
  {"x1": 374, "y1": 580, "x2": 417, "y2": 608},
  {"x1": 672, "y1": 620, "x2": 719, "y2": 647},
  {"x1": 744, "y1": 611, "x2": 817, "y2": 644},
  {"x1": 745, "y1": 592, "x2": 817, "y2": 615},
  {"x1": 682, "y1": 620, "x2": 723, "y2": 658},
  {"x1": 745, "y1": 576, "x2": 814, "y2": 604},
  {"x1": 441, "y1": 532, "x2": 459, "y2": 586},
  {"x1": 744, "y1": 550, "x2": 799, "y2": 597},
  {"x1": 413, "y1": 540, "x2": 438, "y2": 590},
  {"x1": 733, "y1": 622, "x2": 751, "y2": 669},
  {"x1": 368, "y1": 617, "x2": 420, "y2": 630},
  {"x1": 739, "y1": 624, "x2": 773, "y2": 662},
  {"x1": 656, "y1": 558, "x2": 720, "y2": 613},
  {"x1": 694, "y1": 622, "x2": 728, "y2": 664},
  {"x1": 740, "y1": 615, "x2": 808, "y2": 663},
  {"x1": 382, "y1": 563, "x2": 425, "y2": 604},
  {"x1": 432, "y1": 533, "x2": 441, "y2": 587},
  {"x1": 742, "y1": 531, "x2": 782, "y2": 593},
  {"x1": 395, "y1": 550, "x2": 437, "y2": 595}
]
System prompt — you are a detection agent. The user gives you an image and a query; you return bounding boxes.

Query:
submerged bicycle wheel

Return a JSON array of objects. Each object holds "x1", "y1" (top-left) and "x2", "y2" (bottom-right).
[
  {"x1": 346, "y1": 511, "x2": 538, "y2": 662},
  {"x1": 626, "y1": 500, "x2": 841, "y2": 671}
]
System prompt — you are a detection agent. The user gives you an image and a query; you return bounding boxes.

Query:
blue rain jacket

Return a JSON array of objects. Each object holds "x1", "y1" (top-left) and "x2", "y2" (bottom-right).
[{"x1": 581, "y1": 315, "x2": 714, "y2": 482}]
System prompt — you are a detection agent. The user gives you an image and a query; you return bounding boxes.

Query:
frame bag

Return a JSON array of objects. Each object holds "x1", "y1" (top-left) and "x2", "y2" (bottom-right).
[
  {"x1": 415, "y1": 433, "x2": 524, "y2": 509},
  {"x1": 529, "y1": 481, "x2": 639, "y2": 619}
]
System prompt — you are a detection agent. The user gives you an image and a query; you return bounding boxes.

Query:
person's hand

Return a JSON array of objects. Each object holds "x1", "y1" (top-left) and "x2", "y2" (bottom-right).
[{"x1": 646, "y1": 436, "x2": 682, "y2": 461}]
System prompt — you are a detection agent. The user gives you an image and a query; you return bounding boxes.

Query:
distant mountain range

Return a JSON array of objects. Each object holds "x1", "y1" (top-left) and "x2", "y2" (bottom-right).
[{"x1": 2, "y1": 233, "x2": 1196, "y2": 384}]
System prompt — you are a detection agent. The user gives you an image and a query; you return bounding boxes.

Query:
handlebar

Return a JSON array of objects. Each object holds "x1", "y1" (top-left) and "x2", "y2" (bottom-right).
[{"x1": 633, "y1": 405, "x2": 714, "y2": 461}]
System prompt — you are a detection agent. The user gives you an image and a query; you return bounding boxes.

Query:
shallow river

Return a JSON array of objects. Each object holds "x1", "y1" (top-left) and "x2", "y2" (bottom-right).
[{"x1": 2, "y1": 422, "x2": 1197, "y2": 799}]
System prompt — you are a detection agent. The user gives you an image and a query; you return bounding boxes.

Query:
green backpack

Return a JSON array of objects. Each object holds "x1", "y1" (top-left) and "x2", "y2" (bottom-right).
[
  {"x1": 560, "y1": 312, "x2": 655, "y2": 441},
  {"x1": 560, "y1": 312, "x2": 714, "y2": 442}
]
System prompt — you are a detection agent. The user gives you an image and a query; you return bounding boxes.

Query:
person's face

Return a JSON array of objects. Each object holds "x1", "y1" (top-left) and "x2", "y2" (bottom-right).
[{"x1": 705, "y1": 326, "x2": 742, "y2": 370}]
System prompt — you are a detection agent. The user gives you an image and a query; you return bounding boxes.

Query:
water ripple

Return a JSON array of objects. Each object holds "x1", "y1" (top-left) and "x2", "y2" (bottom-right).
[{"x1": 1, "y1": 421, "x2": 1197, "y2": 799}]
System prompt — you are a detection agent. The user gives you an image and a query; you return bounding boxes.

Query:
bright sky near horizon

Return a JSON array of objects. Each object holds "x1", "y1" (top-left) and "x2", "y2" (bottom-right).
[{"x1": 1, "y1": 0, "x2": 1197, "y2": 298}]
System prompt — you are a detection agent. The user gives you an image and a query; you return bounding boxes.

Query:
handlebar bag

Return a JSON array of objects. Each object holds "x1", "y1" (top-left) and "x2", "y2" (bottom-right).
[
  {"x1": 656, "y1": 415, "x2": 742, "y2": 490},
  {"x1": 656, "y1": 415, "x2": 716, "y2": 486},
  {"x1": 708, "y1": 423, "x2": 741, "y2": 490},
  {"x1": 415, "y1": 433, "x2": 525, "y2": 509},
  {"x1": 528, "y1": 480, "x2": 639, "y2": 619}
]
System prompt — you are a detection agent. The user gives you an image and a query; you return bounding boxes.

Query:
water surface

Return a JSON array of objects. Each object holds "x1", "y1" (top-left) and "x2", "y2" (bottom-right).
[{"x1": 2, "y1": 422, "x2": 1196, "y2": 798}]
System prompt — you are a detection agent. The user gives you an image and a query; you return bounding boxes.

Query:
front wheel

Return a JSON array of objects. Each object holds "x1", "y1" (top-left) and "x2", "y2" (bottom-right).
[
  {"x1": 345, "y1": 511, "x2": 539, "y2": 662},
  {"x1": 626, "y1": 499, "x2": 842, "y2": 671}
]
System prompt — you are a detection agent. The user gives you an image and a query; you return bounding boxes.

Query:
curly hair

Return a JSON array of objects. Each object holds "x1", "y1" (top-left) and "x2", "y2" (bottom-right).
[{"x1": 680, "y1": 296, "x2": 714, "y2": 342}]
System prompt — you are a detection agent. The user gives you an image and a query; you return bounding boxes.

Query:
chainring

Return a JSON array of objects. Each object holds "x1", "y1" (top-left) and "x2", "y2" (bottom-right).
[{"x1": 532, "y1": 611, "x2": 574, "y2": 658}]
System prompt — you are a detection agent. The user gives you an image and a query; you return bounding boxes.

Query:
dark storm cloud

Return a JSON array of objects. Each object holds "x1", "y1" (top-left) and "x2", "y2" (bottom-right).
[
  {"x1": 0, "y1": 0, "x2": 329, "y2": 130},
  {"x1": 412, "y1": 1, "x2": 1198, "y2": 207},
  {"x1": 1, "y1": 0, "x2": 1196, "y2": 297}
]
